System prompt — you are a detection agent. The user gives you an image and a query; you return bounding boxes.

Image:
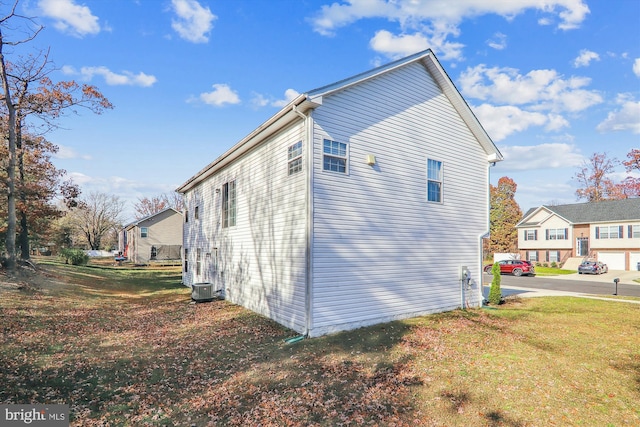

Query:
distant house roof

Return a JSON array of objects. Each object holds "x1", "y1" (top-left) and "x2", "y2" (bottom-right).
[
  {"x1": 518, "y1": 199, "x2": 640, "y2": 227},
  {"x1": 124, "y1": 207, "x2": 182, "y2": 230},
  {"x1": 176, "y1": 49, "x2": 503, "y2": 194}
]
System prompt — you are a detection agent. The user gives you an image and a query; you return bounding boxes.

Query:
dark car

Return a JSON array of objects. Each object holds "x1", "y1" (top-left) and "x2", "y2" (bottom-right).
[
  {"x1": 578, "y1": 261, "x2": 608, "y2": 275},
  {"x1": 484, "y1": 260, "x2": 535, "y2": 276}
]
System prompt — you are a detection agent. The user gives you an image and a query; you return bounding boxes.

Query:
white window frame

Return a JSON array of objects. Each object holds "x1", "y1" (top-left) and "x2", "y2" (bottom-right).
[
  {"x1": 548, "y1": 251, "x2": 560, "y2": 262},
  {"x1": 525, "y1": 230, "x2": 537, "y2": 241},
  {"x1": 631, "y1": 225, "x2": 640, "y2": 238},
  {"x1": 322, "y1": 139, "x2": 348, "y2": 174},
  {"x1": 222, "y1": 180, "x2": 237, "y2": 228},
  {"x1": 140, "y1": 227, "x2": 148, "y2": 238},
  {"x1": 597, "y1": 225, "x2": 622, "y2": 239},
  {"x1": 527, "y1": 251, "x2": 538, "y2": 262},
  {"x1": 547, "y1": 228, "x2": 566, "y2": 240},
  {"x1": 288, "y1": 141, "x2": 303, "y2": 175},
  {"x1": 427, "y1": 158, "x2": 443, "y2": 203}
]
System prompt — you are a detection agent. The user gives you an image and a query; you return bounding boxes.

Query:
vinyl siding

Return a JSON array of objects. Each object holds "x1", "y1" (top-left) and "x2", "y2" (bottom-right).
[
  {"x1": 309, "y1": 61, "x2": 489, "y2": 336},
  {"x1": 183, "y1": 121, "x2": 308, "y2": 333},
  {"x1": 133, "y1": 210, "x2": 182, "y2": 263}
]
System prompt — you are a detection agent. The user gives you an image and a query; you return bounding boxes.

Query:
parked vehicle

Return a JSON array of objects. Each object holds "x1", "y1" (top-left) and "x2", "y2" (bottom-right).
[
  {"x1": 484, "y1": 260, "x2": 535, "y2": 276},
  {"x1": 578, "y1": 261, "x2": 608, "y2": 275}
]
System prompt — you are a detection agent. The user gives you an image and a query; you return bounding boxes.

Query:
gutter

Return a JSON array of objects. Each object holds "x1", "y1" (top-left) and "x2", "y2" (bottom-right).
[{"x1": 176, "y1": 95, "x2": 319, "y2": 194}]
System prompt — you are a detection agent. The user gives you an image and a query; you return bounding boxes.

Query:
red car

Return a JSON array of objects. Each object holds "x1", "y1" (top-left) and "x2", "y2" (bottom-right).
[{"x1": 484, "y1": 260, "x2": 535, "y2": 277}]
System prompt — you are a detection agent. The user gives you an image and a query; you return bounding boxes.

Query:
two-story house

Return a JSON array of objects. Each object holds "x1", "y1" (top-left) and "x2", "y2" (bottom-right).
[
  {"x1": 516, "y1": 199, "x2": 640, "y2": 270},
  {"x1": 177, "y1": 49, "x2": 503, "y2": 337}
]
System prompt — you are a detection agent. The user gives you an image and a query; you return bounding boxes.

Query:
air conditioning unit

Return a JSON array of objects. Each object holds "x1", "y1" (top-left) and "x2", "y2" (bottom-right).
[{"x1": 191, "y1": 282, "x2": 214, "y2": 302}]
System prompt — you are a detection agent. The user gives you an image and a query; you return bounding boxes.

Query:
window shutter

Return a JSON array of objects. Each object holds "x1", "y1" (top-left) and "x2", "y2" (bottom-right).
[
  {"x1": 546, "y1": 251, "x2": 549, "y2": 262},
  {"x1": 524, "y1": 231, "x2": 528, "y2": 241},
  {"x1": 619, "y1": 225, "x2": 623, "y2": 238},
  {"x1": 564, "y1": 228, "x2": 568, "y2": 239},
  {"x1": 536, "y1": 251, "x2": 539, "y2": 261},
  {"x1": 629, "y1": 225, "x2": 633, "y2": 238},
  {"x1": 534, "y1": 230, "x2": 538, "y2": 240},
  {"x1": 595, "y1": 227, "x2": 599, "y2": 239},
  {"x1": 546, "y1": 229, "x2": 549, "y2": 240}
]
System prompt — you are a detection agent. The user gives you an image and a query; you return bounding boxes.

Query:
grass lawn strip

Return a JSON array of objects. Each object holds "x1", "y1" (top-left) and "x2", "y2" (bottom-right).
[{"x1": 1, "y1": 259, "x2": 638, "y2": 426}]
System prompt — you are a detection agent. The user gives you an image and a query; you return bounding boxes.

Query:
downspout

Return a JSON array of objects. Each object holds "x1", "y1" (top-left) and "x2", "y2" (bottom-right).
[
  {"x1": 292, "y1": 104, "x2": 313, "y2": 337},
  {"x1": 479, "y1": 161, "x2": 497, "y2": 305}
]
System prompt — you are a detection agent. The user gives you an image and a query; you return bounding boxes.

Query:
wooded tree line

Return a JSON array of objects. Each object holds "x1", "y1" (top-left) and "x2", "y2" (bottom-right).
[
  {"x1": 0, "y1": 4, "x2": 182, "y2": 272},
  {"x1": 487, "y1": 149, "x2": 640, "y2": 256}
]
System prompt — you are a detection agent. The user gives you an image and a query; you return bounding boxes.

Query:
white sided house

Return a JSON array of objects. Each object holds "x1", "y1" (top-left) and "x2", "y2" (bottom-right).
[
  {"x1": 177, "y1": 50, "x2": 503, "y2": 337},
  {"x1": 121, "y1": 208, "x2": 183, "y2": 265}
]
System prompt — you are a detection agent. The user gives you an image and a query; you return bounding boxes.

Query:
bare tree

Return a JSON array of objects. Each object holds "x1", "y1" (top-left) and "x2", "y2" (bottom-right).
[
  {"x1": 574, "y1": 152, "x2": 621, "y2": 202},
  {"x1": 69, "y1": 192, "x2": 126, "y2": 250},
  {"x1": 134, "y1": 192, "x2": 184, "y2": 219}
]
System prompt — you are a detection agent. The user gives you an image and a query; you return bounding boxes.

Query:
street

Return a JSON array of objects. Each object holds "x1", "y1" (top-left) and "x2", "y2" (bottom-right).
[{"x1": 487, "y1": 273, "x2": 640, "y2": 298}]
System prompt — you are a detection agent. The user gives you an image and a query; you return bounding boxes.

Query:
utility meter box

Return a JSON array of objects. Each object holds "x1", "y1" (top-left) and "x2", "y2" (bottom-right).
[{"x1": 460, "y1": 266, "x2": 470, "y2": 280}]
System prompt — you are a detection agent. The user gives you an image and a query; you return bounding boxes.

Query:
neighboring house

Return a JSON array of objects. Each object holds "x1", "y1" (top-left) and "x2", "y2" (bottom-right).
[
  {"x1": 516, "y1": 199, "x2": 640, "y2": 270},
  {"x1": 176, "y1": 49, "x2": 503, "y2": 337},
  {"x1": 119, "y1": 208, "x2": 183, "y2": 264}
]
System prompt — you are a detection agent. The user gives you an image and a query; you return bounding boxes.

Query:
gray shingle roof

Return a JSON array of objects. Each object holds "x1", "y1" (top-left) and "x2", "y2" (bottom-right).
[{"x1": 521, "y1": 198, "x2": 640, "y2": 225}]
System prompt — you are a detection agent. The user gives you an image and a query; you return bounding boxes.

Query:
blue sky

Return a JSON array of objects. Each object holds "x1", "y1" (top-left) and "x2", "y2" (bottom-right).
[{"x1": 10, "y1": 0, "x2": 640, "y2": 221}]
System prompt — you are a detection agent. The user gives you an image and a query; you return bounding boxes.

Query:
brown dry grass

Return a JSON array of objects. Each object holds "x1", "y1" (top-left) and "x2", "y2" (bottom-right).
[{"x1": 1, "y1": 259, "x2": 639, "y2": 426}]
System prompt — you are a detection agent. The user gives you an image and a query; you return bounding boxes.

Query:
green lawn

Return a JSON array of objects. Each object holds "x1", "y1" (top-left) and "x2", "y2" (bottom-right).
[{"x1": 1, "y1": 259, "x2": 639, "y2": 426}]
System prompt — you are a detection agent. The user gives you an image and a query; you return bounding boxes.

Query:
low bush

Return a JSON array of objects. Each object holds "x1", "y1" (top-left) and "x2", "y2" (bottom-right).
[{"x1": 58, "y1": 248, "x2": 89, "y2": 266}]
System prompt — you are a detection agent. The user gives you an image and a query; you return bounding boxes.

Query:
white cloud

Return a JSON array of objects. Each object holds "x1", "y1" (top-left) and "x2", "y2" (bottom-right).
[
  {"x1": 62, "y1": 65, "x2": 157, "y2": 87},
  {"x1": 197, "y1": 84, "x2": 241, "y2": 106},
  {"x1": 573, "y1": 49, "x2": 600, "y2": 67},
  {"x1": 38, "y1": 0, "x2": 101, "y2": 37},
  {"x1": 309, "y1": 0, "x2": 589, "y2": 59},
  {"x1": 473, "y1": 104, "x2": 548, "y2": 141},
  {"x1": 633, "y1": 58, "x2": 640, "y2": 77},
  {"x1": 170, "y1": 0, "x2": 216, "y2": 43},
  {"x1": 272, "y1": 89, "x2": 301, "y2": 107},
  {"x1": 459, "y1": 65, "x2": 602, "y2": 112},
  {"x1": 596, "y1": 95, "x2": 640, "y2": 134},
  {"x1": 250, "y1": 93, "x2": 270, "y2": 108},
  {"x1": 497, "y1": 143, "x2": 584, "y2": 171},
  {"x1": 250, "y1": 89, "x2": 300, "y2": 108},
  {"x1": 486, "y1": 32, "x2": 507, "y2": 50},
  {"x1": 369, "y1": 31, "x2": 430, "y2": 59},
  {"x1": 54, "y1": 144, "x2": 92, "y2": 160}
]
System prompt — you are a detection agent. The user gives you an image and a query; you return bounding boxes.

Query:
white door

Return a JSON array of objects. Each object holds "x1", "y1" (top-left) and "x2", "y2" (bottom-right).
[
  {"x1": 204, "y1": 248, "x2": 219, "y2": 289},
  {"x1": 597, "y1": 252, "x2": 625, "y2": 270}
]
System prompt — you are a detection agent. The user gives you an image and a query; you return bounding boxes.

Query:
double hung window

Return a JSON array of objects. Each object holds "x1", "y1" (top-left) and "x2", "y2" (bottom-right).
[
  {"x1": 596, "y1": 225, "x2": 623, "y2": 239},
  {"x1": 427, "y1": 159, "x2": 443, "y2": 203},
  {"x1": 222, "y1": 181, "x2": 237, "y2": 228},
  {"x1": 546, "y1": 228, "x2": 567, "y2": 240},
  {"x1": 323, "y1": 139, "x2": 348, "y2": 173},
  {"x1": 288, "y1": 141, "x2": 303, "y2": 175}
]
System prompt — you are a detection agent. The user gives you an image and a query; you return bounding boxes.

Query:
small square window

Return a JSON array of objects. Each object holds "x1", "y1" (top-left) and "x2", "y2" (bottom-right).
[{"x1": 140, "y1": 227, "x2": 148, "y2": 238}]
